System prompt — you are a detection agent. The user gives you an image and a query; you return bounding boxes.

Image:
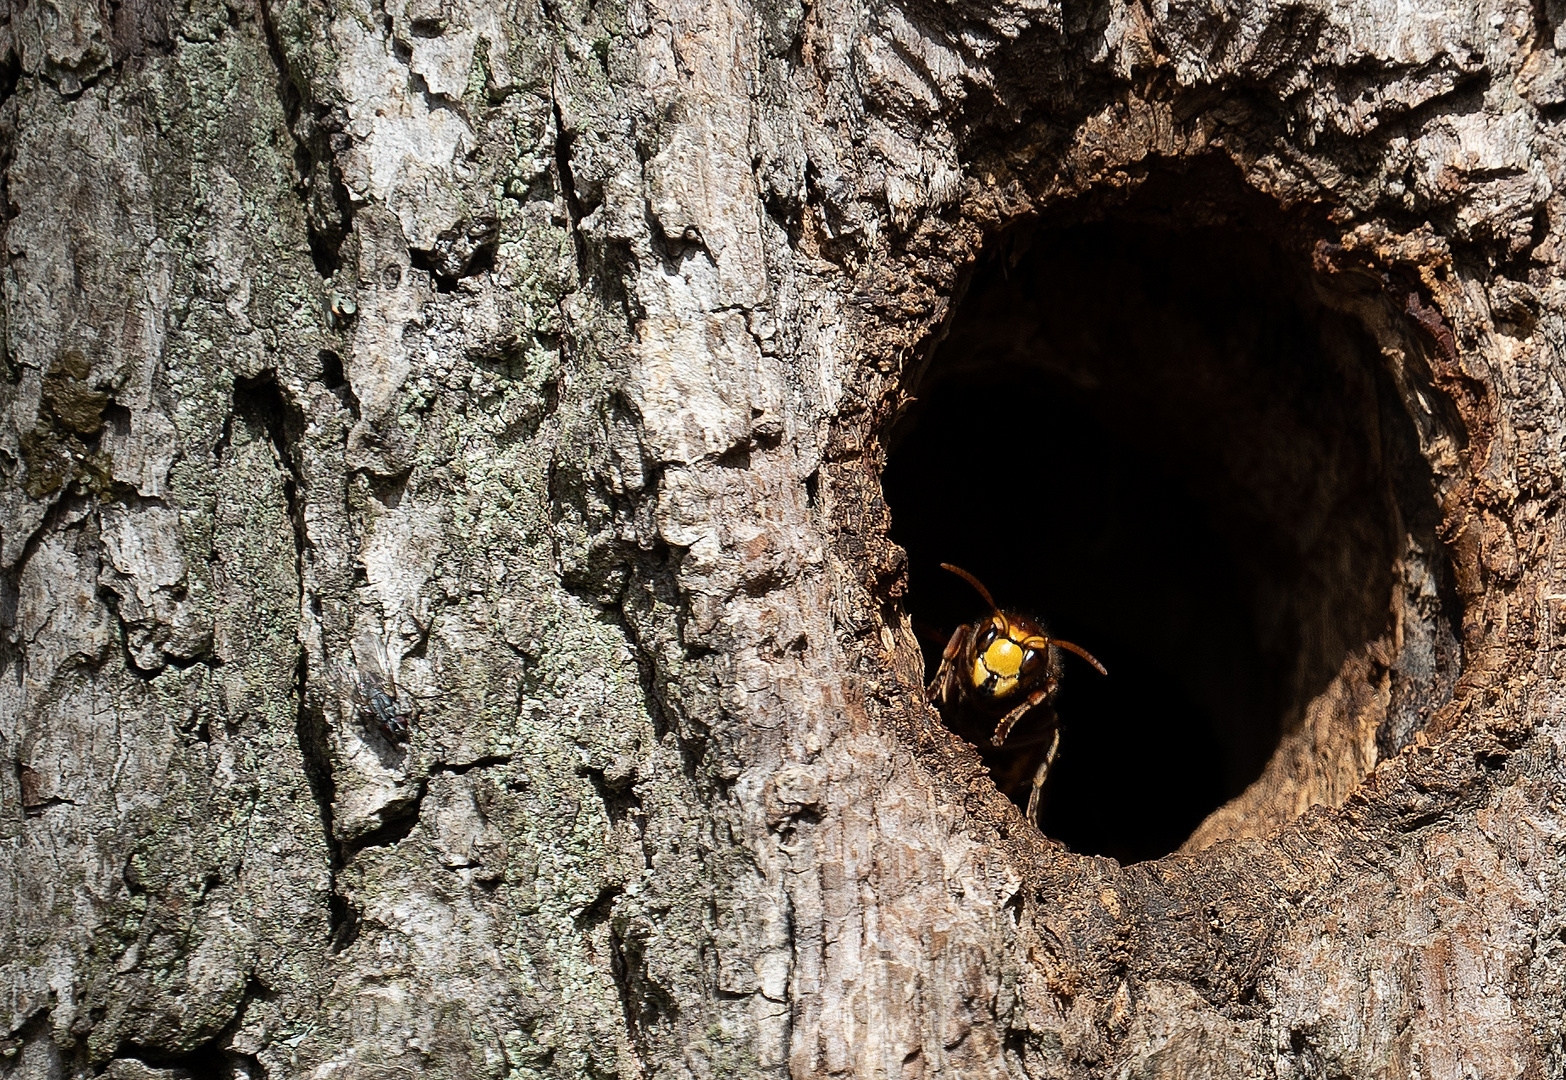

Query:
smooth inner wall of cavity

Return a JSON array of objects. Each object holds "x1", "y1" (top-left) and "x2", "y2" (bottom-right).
[{"x1": 884, "y1": 219, "x2": 1451, "y2": 863}]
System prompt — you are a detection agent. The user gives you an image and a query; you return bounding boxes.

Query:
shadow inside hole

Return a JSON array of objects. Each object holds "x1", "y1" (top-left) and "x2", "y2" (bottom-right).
[{"x1": 885, "y1": 218, "x2": 1433, "y2": 863}]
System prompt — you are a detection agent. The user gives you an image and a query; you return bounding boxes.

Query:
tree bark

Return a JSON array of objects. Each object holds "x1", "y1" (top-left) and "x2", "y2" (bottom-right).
[{"x1": 2, "y1": 0, "x2": 1563, "y2": 1074}]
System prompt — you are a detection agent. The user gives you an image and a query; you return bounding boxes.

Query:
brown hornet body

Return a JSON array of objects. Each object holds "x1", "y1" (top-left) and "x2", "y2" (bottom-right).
[{"x1": 926, "y1": 564, "x2": 1105, "y2": 824}]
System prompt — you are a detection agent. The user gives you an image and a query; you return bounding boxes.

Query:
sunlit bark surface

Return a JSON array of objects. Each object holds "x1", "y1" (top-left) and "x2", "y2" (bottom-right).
[{"x1": 2, "y1": 0, "x2": 1565, "y2": 1074}]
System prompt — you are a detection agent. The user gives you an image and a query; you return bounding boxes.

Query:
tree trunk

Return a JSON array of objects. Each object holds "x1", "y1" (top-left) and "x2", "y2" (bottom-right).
[{"x1": 2, "y1": 0, "x2": 1563, "y2": 1074}]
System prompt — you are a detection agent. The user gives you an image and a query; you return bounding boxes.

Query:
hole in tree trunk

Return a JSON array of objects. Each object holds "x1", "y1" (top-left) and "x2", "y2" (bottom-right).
[{"x1": 884, "y1": 199, "x2": 1460, "y2": 864}]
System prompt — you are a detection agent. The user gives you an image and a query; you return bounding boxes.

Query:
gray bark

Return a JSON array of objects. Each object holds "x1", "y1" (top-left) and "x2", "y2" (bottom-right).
[{"x1": 0, "y1": 0, "x2": 1562, "y2": 1074}]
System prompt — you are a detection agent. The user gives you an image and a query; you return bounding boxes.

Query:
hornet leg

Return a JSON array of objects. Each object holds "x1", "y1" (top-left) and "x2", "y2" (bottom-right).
[
  {"x1": 991, "y1": 680, "x2": 1055, "y2": 745},
  {"x1": 1026, "y1": 726, "x2": 1062, "y2": 826},
  {"x1": 926, "y1": 625, "x2": 968, "y2": 709}
]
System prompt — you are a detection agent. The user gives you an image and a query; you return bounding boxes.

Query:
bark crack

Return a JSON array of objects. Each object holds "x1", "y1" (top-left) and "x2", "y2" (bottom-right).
[
  {"x1": 257, "y1": 0, "x2": 356, "y2": 277},
  {"x1": 551, "y1": 96, "x2": 591, "y2": 282},
  {"x1": 229, "y1": 375, "x2": 340, "y2": 961}
]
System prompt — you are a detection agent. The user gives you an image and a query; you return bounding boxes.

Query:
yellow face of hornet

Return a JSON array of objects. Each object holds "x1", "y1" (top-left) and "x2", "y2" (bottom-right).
[
  {"x1": 968, "y1": 613, "x2": 1052, "y2": 703},
  {"x1": 926, "y1": 563, "x2": 1105, "y2": 746},
  {"x1": 925, "y1": 563, "x2": 1108, "y2": 824}
]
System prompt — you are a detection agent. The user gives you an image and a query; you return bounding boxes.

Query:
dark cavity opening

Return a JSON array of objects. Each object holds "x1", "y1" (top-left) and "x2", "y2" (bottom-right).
[{"x1": 885, "y1": 213, "x2": 1450, "y2": 863}]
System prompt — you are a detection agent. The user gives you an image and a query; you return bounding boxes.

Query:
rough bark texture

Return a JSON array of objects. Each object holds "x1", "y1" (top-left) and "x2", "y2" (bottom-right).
[{"x1": 1, "y1": 0, "x2": 1564, "y2": 1074}]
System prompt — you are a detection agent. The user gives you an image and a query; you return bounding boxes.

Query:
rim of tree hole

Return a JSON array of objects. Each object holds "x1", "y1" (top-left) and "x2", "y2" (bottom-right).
[{"x1": 864, "y1": 155, "x2": 1475, "y2": 865}]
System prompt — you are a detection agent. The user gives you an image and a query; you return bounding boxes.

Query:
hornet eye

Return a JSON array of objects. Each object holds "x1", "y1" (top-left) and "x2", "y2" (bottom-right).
[
  {"x1": 1020, "y1": 648, "x2": 1042, "y2": 676},
  {"x1": 977, "y1": 624, "x2": 998, "y2": 651}
]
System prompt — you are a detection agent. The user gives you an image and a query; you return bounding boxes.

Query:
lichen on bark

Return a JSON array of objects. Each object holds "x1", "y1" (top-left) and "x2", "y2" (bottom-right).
[{"x1": 2, "y1": 0, "x2": 1566, "y2": 1074}]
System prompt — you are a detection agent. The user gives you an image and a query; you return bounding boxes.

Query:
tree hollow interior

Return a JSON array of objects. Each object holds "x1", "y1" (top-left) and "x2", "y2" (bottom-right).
[{"x1": 884, "y1": 217, "x2": 1456, "y2": 863}]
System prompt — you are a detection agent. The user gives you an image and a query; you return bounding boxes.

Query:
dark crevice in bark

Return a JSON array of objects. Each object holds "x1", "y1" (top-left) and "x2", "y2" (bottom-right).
[
  {"x1": 109, "y1": 975, "x2": 270, "y2": 1078},
  {"x1": 231, "y1": 375, "x2": 343, "y2": 957},
  {"x1": 0, "y1": 564, "x2": 20, "y2": 645},
  {"x1": 341, "y1": 782, "x2": 426, "y2": 860},
  {"x1": 442, "y1": 753, "x2": 515, "y2": 775},
  {"x1": 256, "y1": 0, "x2": 355, "y2": 277},
  {"x1": 318, "y1": 350, "x2": 361, "y2": 418},
  {"x1": 337, "y1": 754, "x2": 513, "y2": 865},
  {"x1": 606, "y1": 930, "x2": 651, "y2": 1079},
  {"x1": 334, "y1": 754, "x2": 521, "y2": 873},
  {"x1": 233, "y1": 380, "x2": 307, "y2": 535},
  {"x1": 801, "y1": 468, "x2": 822, "y2": 510},
  {"x1": 581, "y1": 760, "x2": 645, "y2": 834},
  {"x1": 575, "y1": 883, "x2": 623, "y2": 929},
  {"x1": 328, "y1": 891, "x2": 361, "y2": 953},
  {"x1": 0, "y1": 49, "x2": 19, "y2": 336},
  {"x1": 552, "y1": 99, "x2": 590, "y2": 277},
  {"x1": 363, "y1": 467, "x2": 412, "y2": 508},
  {"x1": 0, "y1": 51, "x2": 19, "y2": 114},
  {"x1": 0, "y1": 1011, "x2": 56, "y2": 1071},
  {"x1": 407, "y1": 216, "x2": 501, "y2": 291},
  {"x1": 231, "y1": 377, "x2": 309, "y2": 600},
  {"x1": 110, "y1": 1040, "x2": 263, "y2": 1079},
  {"x1": 297, "y1": 669, "x2": 345, "y2": 934}
]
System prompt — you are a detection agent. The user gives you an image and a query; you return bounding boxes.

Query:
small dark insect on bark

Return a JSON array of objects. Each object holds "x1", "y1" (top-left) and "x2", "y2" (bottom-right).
[{"x1": 338, "y1": 641, "x2": 417, "y2": 744}]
